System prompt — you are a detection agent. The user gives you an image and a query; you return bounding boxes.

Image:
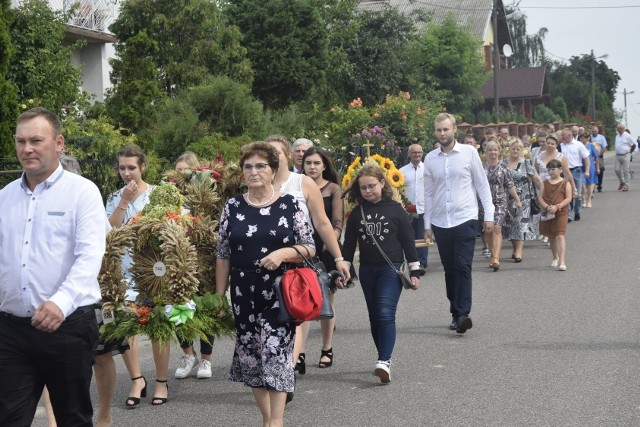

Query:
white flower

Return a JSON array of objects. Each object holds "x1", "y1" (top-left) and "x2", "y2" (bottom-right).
[
  {"x1": 236, "y1": 213, "x2": 245, "y2": 221},
  {"x1": 259, "y1": 207, "x2": 271, "y2": 215},
  {"x1": 246, "y1": 224, "x2": 258, "y2": 236},
  {"x1": 278, "y1": 216, "x2": 289, "y2": 227},
  {"x1": 261, "y1": 247, "x2": 268, "y2": 253}
]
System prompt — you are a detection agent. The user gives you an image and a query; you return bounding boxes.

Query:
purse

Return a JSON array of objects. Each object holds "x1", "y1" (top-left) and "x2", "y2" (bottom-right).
[
  {"x1": 273, "y1": 246, "x2": 334, "y2": 324},
  {"x1": 524, "y1": 160, "x2": 541, "y2": 215},
  {"x1": 360, "y1": 206, "x2": 414, "y2": 290}
]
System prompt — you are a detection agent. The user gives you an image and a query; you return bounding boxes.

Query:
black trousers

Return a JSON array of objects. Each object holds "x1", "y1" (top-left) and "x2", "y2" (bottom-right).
[
  {"x1": 0, "y1": 307, "x2": 98, "y2": 427},
  {"x1": 432, "y1": 220, "x2": 477, "y2": 317}
]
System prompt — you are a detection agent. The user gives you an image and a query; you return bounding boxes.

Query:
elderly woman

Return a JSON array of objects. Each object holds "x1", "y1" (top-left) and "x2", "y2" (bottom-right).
[
  {"x1": 215, "y1": 142, "x2": 315, "y2": 427},
  {"x1": 502, "y1": 140, "x2": 542, "y2": 262},
  {"x1": 481, "y1": 141, "x2": 521, "y2": 271}
]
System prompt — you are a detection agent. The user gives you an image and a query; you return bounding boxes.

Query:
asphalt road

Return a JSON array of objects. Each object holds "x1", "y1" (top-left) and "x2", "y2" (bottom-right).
[{"x1": 33, "y1": 153, "x2": 640, "y2": 426}]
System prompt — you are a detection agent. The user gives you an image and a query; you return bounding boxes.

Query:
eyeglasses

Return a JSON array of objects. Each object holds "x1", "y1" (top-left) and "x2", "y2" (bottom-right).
[
  {"x1": 243, "y1": 163, "x2": 269, "y2": 172},
  {"x1": 359, "y1": 181, "x2": 381, "y2": 192}
]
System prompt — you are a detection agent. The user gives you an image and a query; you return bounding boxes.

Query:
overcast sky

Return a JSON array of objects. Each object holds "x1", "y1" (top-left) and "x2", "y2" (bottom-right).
[{"x1": 517, "y1": 0, "x2": 638, "y2": 134}]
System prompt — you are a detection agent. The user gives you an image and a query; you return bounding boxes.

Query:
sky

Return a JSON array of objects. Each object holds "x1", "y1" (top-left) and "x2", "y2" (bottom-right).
[{"x1": 517, "y1": 0, "x2": 639, "y2": 134}]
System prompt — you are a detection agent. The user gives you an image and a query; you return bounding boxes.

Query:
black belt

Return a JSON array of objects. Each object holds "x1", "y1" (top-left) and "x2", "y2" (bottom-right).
[
  {"x1": 0, "y1": 304, "x2": 94, "y2": 324},
  {"x1": 616, "y1": 152, "x2": 631, "y2": 156},
  {"x1": 569, "y1": 166, "x2": 582, "y2": 171}
]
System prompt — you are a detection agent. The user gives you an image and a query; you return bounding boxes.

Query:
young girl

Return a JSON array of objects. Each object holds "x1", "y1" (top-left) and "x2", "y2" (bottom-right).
[
  {"x1": 538, "y1": 159, "x2": 572, "y2": 271},
  {"x1": 342, "y1": 165, "x2": 420, "y2": 384}
]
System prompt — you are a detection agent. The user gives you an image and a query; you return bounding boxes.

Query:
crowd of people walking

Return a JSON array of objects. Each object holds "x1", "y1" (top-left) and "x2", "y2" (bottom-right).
[{"x1": 0, "y1": 107, "x2": 636, "y2": 427}]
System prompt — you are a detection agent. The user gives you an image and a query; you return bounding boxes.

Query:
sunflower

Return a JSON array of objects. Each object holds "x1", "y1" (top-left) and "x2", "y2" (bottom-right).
[
  {"x1": 370, "y1": 153, "x2": 385, "y2": 167},
  {"x1": 341, "y1": 174, "x2": 353, "y2": 190},
  {"x1": 381, "y1": 158, "x2": 394, "y2": 171},
  {"x1": 388, "y1": 169, "x2": 405, "y2": 188}
]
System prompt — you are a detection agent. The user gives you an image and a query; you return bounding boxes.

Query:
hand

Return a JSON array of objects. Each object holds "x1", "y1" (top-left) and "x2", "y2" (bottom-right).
[
  {"x1": 515, "y1": 199, "x2": 522, "y2": 210},
  {"x1": 31, "y1": 301, "x2": 64, "y2": 332},
  {"x1": 483, "y1": 221, "x2": 494, "y2": 234},
  {"x1": 122, "y1": 180, "x2": 138, "y2": 202},
  {"x1": 424, "y1": 229, "x2": 433, "y2": 242},
  {"x1": 410, "y1": 276, "x2": 420, "y2": 290},
  {"x1": 335, "y1": 260, "x2": 351, "y2": 283},
  {"x1": 547, "y1": 205, "x2": 558, "y2": 214},
  {"x1": 584, "y1": 171, "x2": 590, "y2": 178},
  {"x1": 572, "y1": 190, "x2": 578, "y2": 199},
  {"x1": 259, "y1": 251, "x2": 285, "y2": 271}
]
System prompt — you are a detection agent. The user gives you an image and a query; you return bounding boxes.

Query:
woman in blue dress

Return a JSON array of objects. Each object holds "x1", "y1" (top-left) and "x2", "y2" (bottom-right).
[
  {"x1": 215, "y1": 142, "x2": 315, "y2": 426},
  {"x1": 580, "y1": 133, "x2": 600, "y2": 208}
]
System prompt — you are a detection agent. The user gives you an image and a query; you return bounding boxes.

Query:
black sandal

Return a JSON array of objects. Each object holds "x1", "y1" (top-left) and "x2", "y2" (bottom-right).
[
  {"x1": 295, "y1": 353, "x2": 306, "y2": 375},
  {"x1": 125, "y1": 376, "x2": 147, "y2": 409},
  {"x1": 318, "y1": 348, "x2": 333, "y2": 368},
  {"x1": 151, "y1": 379, "x2": 169, "y2": 406}
]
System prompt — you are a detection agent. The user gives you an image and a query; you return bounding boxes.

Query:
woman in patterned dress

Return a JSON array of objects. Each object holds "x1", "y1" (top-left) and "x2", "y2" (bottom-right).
[
  {"x1": 502, "y1": 140, "x2": 542, "y2": 262},
  {"x1": 215, "y1": 142, "x2": 316, "y2": 426},
  {"x1": 481, "y1": 141, "x2": 521, "y2": 271}
]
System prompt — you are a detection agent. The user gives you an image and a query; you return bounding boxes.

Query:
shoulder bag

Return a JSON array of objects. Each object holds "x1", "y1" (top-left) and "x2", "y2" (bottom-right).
[
  {"x1": 523, "y1": 160, "x2": 541, "y2": 215},
  {"x1": 359, "y1": 205, "x2": 414, "y2": 290},
  {"x1": 273, "y1": 246, "x2": 335, "y2": 324}
]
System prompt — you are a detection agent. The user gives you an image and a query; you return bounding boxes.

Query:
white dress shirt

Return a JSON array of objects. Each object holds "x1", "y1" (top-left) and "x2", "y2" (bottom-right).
[
  {"x1": 0, "y1": 164, "x2": 106, "y2": 318},
  {"x1": 399, "y1": 161, "x2": 425, "y2": 214},
  {"x1": 615, "y1": 132, "x2": 636, "y2": 155},
  {"x1": 560, "y1": 141, "x2": 590, "y2": 168},
  {"x1": 423, "y1": 142, "x2": 494, "y2": 229}
]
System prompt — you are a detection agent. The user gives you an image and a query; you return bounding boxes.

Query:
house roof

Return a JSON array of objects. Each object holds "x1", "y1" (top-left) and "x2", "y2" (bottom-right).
[
  {"x1": 357, "y1": 0, "x2": 510, "y2": 46},
  {"x1": 479, "y1": 67, "x2": 548, "y2": 99}
]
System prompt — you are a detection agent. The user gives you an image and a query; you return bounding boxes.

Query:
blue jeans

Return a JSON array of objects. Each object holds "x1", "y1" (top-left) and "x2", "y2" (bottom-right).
[
  {"x1": 358, "y1": 263, "x2": 403, "y2": 361},
  {"x1": 569, "y1": 167, "x2": 584, "y2": 219},
  {"x1": 412, "y1": 213, "x2": 428, "y2": 267},
  {"x1": 432, "y1": 220, "x2": 477, "y2": 318}
]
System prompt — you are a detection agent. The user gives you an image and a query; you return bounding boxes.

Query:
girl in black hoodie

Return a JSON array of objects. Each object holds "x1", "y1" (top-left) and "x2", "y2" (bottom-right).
[{"x1": 342, "y1": 164, "x2": 420, "y2": 384}]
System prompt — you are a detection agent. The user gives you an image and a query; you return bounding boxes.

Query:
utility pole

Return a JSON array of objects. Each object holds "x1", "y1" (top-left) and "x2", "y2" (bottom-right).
[
  {"x1": 493, "y1": 0, "x2": 499, "y2": 121},
  {"x1": 591, "y1": 50, "x2": 596, "y2": 121},
  {"x1": 622, "y1": 88, "x2": 635, "y2": 126}
]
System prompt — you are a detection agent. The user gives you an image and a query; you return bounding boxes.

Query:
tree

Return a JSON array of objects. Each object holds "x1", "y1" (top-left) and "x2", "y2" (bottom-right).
[
  {"x1": 0, "y1": 0, "x2": 18, "y2": 157},
  {"x1": 228, "y1": 0, "x2": 330, "y2": 110},
  {"x1": 106, "y1": 0, "x2": 253, "y2": 130},
  {"x1": 506, "y1": 2, "x2": 548, "y2": 68},
  {"x1": 406, "y1": 14, "x2": 487, "y2": 116},
  {"x1": 8, "y1": 0, "x2": 85, "y2": 114},
  {"x1": 343, "y1": 7, "x2": 416, "y2": 106}
]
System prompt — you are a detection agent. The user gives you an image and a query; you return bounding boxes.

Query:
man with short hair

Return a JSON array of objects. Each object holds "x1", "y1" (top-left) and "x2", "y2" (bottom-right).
[
  {"x1": 614, "y1": 123, "x2": 636, "y2": 192},
  {"x1": 291, "y1": 137, "x2": 313, "y2": 173},
  {"x1": 400, "y1": 144, "x2": 428, "y2": 274},
  {"x1": 571, "y1": 125, "x2": 580, "y2": 140},
  {"x1": 590, "y1": 126, "x2": 608, "y2": 192},
  {"x1": 0, "y1": 107, "x2": 106, "y2": 426},
  {"x1": 424, "y1": 113, "x2": 494, "y2": 334},
  {"x1": 561, "y1": 129, "x2": 590, "y2": 220}
]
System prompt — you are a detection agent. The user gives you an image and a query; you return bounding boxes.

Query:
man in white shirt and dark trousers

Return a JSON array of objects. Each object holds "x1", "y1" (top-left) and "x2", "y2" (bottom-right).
[
  {"x1": 423, "y1": 113, "x2": 495, "y2": 334},
  {"x1": 0, "y1": 108, "x2": 106, "y2": 426},
  {"x1": 614, "y1": 123, "x2": 636, "y2": 192},
  {"x1": 400, "y1": 144, "x2": 428, "y2": 274},
  {"x1": 560, "y1": 129, "x2": 590, "y2": 221}
]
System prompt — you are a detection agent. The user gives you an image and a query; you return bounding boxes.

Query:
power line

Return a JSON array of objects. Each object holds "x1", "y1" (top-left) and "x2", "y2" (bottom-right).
[{"x1": 522, "y1": 5, "x2": 640, "y2": 10}]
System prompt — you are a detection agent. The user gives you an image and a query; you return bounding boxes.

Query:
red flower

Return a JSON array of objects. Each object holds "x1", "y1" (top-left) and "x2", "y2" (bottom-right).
[{"x1": 407, "y1": 204, "x2": 417, "y2": 213}]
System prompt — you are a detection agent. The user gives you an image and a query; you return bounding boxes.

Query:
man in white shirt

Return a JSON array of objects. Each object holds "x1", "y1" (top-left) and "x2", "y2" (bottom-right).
[
  {"x1": 292, "y1": 138, "x2": 313, "y2": 173},
  {"x1": 400, "y1": 144, "x2": 428, "y2": 273},
  {"x1": 590, "y1": 126, "x2": 608, "y2": 192},
  {"x1": 614, "y1": 124, "x2": 636, "y2": 192},
  {"x1": 0, "y1": 108, "x2": 106, "y2": 426},
  {"x1": 423, "y1": 113, "x2": 494, "y2": 334},
  {"x1": 560, "y1": 129, "x2": 590, "y2": 221}
]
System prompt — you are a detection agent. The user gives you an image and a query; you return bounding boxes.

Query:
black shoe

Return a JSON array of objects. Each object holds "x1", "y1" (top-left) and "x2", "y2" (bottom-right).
[
  {"x1": 125, "y1": 376, "x2": 147, "y2": 409},
  {"x1": 455, "y1": 316, "x2": 473, "y2": 334},
  {"x1": 597, "y1": 189, "x2": 602, "y2": 193},
  {"x1": 574, "y1": 213, "x2": 581, "y2": 221},
  {"x1": 295, "y1": 353, "x2": 306, "y2": 375},
  {"x1": 449, "y1": 318, "x2": 457, "y2": 330}
]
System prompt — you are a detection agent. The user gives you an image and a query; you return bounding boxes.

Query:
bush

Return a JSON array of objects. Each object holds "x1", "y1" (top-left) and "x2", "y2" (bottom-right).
[{"x1": 533, "y1": 104, "x2": 560, "y2": 124}]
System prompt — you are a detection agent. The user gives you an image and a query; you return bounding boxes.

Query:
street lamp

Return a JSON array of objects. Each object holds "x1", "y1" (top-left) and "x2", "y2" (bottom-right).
[
  {"x1": 591, "y1": 49, "x2": 608, "y2": 121},
  {"x1": 622, "y1": 88, "x2": 634, "y2": 126},
  {"x1": 492, "y1": 1, "x2": 523, "y2": 120}
]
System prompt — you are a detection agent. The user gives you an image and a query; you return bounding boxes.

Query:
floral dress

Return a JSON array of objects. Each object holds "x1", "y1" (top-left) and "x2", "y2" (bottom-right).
[
  {"x1": 479, "y1": 162, "x2": 515, "y2": 227},
  {"x1": 216, "y1": 194, "x2": 314, "y2": 392},
  {"x1": 502, "y1": 159, "x2": 537, "y2": 241}
]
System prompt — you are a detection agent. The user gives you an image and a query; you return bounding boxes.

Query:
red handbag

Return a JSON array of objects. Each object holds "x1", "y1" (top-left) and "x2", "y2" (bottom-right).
[{"x1": 280, "y1": 266, "x2": 322, "y2": 322}]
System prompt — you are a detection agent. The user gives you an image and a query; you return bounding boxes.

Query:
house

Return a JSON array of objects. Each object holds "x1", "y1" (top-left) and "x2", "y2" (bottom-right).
[
  {"x1": 479, "y1": 66, "x2": 550, "y2": 119},
  {"x1": 10, "y1": 0, "x2": 117, "y2": 102}
]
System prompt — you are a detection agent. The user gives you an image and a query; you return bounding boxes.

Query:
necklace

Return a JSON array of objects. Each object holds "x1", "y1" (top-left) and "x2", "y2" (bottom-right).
[{"x1": 246, "y1": 185, "x2": 275, "y2": 207}]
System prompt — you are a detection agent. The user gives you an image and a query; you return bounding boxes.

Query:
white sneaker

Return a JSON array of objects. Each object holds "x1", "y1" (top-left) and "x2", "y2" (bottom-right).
[
  {"x1": 551, "y1": 259, "x2": 559, "y2": 268},
  {"x1": 374, "y1": 360, "x2": 391, "y2": 384},
  {"x1": 175, "y1": 354, "x2": 197, "y2": 379},
  {"x1": 196, "y1": 359, "x2": 212, "y2": 379}
]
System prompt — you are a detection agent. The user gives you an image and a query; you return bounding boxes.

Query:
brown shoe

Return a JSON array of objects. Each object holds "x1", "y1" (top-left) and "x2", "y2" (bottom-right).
[
  {"x1": 618, "y1": 183, "x2": 625, "y2": 190},
  {"x1": 622, "y1": 185, "x2": 629, "y2": 192}
]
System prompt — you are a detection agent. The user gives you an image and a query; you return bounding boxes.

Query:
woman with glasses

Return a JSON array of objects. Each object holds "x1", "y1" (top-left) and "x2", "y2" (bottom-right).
[
  {"x1": 215, "y1": 142, "x2": 316, "y2": 426},
  {"x1": 342, "y1": 165, "x2": 420, "y2": 384},
  {"x1": 265, "y1": 136, "x2": 350, "y2": 395}
]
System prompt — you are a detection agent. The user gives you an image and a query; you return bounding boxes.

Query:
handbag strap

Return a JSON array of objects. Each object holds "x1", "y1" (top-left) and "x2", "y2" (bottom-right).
[
  {"x1": 523, "y1": 160, "x2": 537, "y2": 198},
  {"x1": 359, "y1": 205, "x2": 401, "y2": 274},
  {"x1": 291, "y1": 245, "x2": 321, "y2": 273}
]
